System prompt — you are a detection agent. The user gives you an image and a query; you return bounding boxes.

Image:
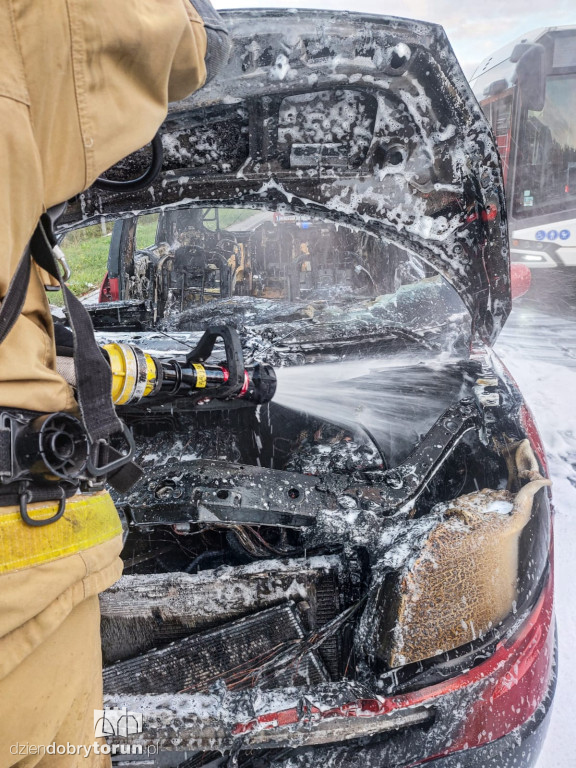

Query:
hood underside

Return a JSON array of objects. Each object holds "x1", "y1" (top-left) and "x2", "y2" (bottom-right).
[{"x1": 60, "y1": 9, "x2": 510, "y2": 344}]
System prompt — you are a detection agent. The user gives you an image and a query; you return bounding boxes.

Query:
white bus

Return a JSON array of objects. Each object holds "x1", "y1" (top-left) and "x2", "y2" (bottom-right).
[{"x1": 471, "y1": 27, "x2": 576, "y2": 267}]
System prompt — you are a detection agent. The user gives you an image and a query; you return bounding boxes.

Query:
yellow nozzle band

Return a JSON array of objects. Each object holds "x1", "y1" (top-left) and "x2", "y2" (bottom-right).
[
  {"x1": 103, "y1": 343, "x2": 158, "y2": 405},
  {"x1": 192, "y1": 363, "x2": 207, "y2": 388},
  {"x1": 143, "y1": 353, "x2": 157, "y2": 397}
]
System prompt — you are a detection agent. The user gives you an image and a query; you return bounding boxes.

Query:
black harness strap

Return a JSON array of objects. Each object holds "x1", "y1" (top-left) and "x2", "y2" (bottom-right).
[
  {"x1": 0, "y1": 244, "x2": 33, "y2": 347},
  {"x1": 31, "y1": 214, "x2": 124, "y2": 443}
]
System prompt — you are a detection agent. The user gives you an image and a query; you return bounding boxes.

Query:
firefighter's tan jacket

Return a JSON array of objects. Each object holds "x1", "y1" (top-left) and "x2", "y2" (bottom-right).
[
  {"x1": 0, "y1": 0, "x2": 207, "y2": 414},
  {"x1": 0, "y1": 1, "x2": 208, "y2": 761}
]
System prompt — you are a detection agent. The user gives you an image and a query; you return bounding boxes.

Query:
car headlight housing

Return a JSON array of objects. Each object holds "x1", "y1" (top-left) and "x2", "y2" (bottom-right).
[{"x1": 369, "y1": 440, "x2": 551, "y2": 669}]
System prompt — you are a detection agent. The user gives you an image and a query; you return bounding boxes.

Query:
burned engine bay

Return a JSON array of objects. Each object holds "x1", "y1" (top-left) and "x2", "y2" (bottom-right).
[
  {"x1": 54, "y1": 6, "x2": 554, "y2": 758},
  {"x1": 83, "y1": 184, "x2": 552, "y2": 763},
  {"x1": 91, "y1": 177, "x2": 549, "y2": 761},
  {"x1": 100, "y1": 338, "x2": 551, "y2": 752}
]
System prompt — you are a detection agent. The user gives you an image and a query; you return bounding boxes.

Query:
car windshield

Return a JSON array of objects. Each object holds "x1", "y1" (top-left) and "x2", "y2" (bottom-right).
[{"x1": 71, "y1": 205, "x2": 470, "y2": 355}]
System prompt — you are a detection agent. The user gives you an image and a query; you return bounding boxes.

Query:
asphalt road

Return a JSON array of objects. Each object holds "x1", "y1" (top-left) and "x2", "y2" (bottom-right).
[{"x1": 496, "y1": 269, "x2": 576, "y2": 768}]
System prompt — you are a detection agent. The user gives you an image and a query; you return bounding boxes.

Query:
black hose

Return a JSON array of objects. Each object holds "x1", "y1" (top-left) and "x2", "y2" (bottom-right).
[
  {"x1": 358, "y1": 423, "x2": 388, "y2": 470},
  {"x1": 93, "y1": 132, "x2": 164, "y2": 193},
  {"x1": 183, "y1": 549, "x2": 224, "y2": 574},
  {"x1": 225, "y1": 529, "x2": 257, "y2": 563}
]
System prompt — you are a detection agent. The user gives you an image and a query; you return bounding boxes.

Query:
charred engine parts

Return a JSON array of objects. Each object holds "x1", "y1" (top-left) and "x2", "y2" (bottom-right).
[
  {"x1": 103, "y1": 325, "x2": 277, "y2": 406},
  {"x1": 127, "y1": 459, "x2": 327, "y2": 528},
  {"x1": 98, "y1": 354, "x2": 551, "y2": 755},
  {"x1": 103, "y1": 603, "x2": 330, "y2": 695},
  {"x1": 101, "y1": 556, "x2": 354, "y2": 705},
  {"x1": 95, "y1": 399, "x2": 537, "y2": 738},
  {"x1": 100, "y1": 556, "x2": 345, "y2": 668},
  {"x1": 122, "y1": 397, "x2": 482, "y2": 530}
]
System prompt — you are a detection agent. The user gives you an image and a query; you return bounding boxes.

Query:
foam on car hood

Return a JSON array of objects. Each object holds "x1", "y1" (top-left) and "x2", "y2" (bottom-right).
[{"x1": 61, "y1": 9, "x2": 510, "y2": 345}]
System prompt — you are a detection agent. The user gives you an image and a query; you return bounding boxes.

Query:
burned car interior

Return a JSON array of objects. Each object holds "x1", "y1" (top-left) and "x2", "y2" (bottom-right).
[
  {"x1": 95, "y1": 207, "x2": 468, "y2": 350},
  {"x1": 54, "y1": 9, "x2": 553, "y2": 766}
]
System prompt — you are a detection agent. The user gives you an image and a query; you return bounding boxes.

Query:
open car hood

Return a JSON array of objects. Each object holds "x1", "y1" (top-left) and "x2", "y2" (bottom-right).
[{"x1": 60, "y1": 9, "x2": 510, "y2": 345}]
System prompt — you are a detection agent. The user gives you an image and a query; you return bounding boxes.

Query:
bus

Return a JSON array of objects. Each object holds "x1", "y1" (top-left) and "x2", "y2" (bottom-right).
[{"x1": 470, "y1": 27, "x2": 576, "y2": 268}]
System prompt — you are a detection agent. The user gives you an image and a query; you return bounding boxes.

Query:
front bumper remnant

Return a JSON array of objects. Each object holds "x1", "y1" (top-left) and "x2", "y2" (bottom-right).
[{"x1": 104, "y1": 575, "x2": 555, "y2": 764}]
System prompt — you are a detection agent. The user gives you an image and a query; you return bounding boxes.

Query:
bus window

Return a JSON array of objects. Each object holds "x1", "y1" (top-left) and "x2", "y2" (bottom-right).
[
  {"x1": 514, "y1": 74, "x2": 576, "y2": 217},
  {"x1": 486, "y1": 94, "x2": 513, "y2": 184},
  {"x1": 567, "y1": 163, "x2": 576, "y2": 195}
]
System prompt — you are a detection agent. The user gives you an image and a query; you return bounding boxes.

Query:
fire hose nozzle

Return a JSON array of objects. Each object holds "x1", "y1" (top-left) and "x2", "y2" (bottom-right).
[
  {"x1": 102, "y1": 341, "x2": 277, "y2": 407},
  {"x1": 243, "y1": 362, "x2": 277, "y2": 405}
]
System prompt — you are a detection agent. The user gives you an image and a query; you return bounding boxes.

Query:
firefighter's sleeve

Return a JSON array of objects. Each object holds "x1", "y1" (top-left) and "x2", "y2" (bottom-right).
[
  {"x1": 191, "y1": 0, "x2": 232, "y2": 86},
  {"x1": 0, "y1": 0, "x2": 228, "y2": 414},
  {"x1": 76, "y1": 0, "x2": 224, "y2": 190}
]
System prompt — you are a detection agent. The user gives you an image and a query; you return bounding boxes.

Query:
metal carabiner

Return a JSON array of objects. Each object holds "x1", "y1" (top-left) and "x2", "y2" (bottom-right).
[
  {"x1": 86, "y1": 420, "x2": 137, "y2": 478},
  {"x1": 19, "y1": 483, "x2": 66, "y2": 527},
  {"x1": 52, "y1": 244, "x2": 72, "y2": 282}
]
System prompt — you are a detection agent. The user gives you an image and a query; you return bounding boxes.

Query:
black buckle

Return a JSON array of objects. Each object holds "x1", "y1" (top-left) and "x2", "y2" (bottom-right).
[
  {"x1": 19, "y1": 483, "x2": 66, "y2": 527},
  {"x1": 86, "y1": 421, "x2": 136, "y2": 478}
]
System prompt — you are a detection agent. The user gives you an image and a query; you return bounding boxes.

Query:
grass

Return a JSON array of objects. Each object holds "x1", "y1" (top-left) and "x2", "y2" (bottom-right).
[
  {"x1": 50, "y1": 223, "x2": 112, "y2": 306},
  {"x1": 135, "y1": 213, "x2": 159, "y2": 250},
  {"x1": 50, "y1": 207, "x2": 260, "y2": 307}
]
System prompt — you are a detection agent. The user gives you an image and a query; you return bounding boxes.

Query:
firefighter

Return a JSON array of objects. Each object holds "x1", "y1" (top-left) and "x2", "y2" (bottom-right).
[{"x1": 0, "y1": 1, "x2": 229, "y2": 765}]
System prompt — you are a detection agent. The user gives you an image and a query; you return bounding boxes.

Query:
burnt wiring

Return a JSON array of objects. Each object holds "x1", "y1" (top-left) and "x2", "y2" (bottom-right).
[
  {"x1": 226, "y1": 525, "x2": 304, "y2": 560},
  {"x1": 122, "y1": 525, "x2": 209, "y2": 572},
  {"x1": 124, "y1": 522, "x2": 306, "y2": 574}
]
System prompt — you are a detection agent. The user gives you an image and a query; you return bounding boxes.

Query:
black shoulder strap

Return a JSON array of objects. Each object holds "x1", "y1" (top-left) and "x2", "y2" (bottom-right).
[
  {"x1": 0, "y1": 242, "x2": 33, "y2": 346},
  {"x1": 0, "y1": 208, "x2": 141, "y2": 491},
  {"x1": 31, "y1": 213, "x2": 124, "y2": 443}
]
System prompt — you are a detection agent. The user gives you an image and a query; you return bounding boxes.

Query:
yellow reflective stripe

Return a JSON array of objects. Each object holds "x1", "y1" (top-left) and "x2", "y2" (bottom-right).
[{"x1": 0, "y1": 492, "x2": 122, "y2": 573}]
